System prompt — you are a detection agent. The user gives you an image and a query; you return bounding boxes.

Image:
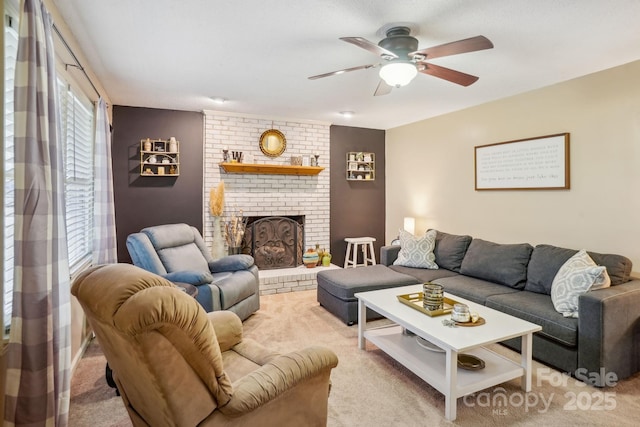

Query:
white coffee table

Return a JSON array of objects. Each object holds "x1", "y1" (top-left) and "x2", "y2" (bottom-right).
[{"x1": 355, "y1": 284, "x2": 542, "y2": 421}]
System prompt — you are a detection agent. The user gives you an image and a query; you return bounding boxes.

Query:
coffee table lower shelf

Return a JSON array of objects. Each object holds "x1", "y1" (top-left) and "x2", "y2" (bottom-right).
[{"x1": 363, "y1": 325, "x2": 524, "y2": 409}]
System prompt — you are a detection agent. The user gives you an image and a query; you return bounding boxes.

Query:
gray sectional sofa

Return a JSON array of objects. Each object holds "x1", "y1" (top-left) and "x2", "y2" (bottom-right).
[{"x1": 377, "y1": 231, "x2": 640, "y2": 387}]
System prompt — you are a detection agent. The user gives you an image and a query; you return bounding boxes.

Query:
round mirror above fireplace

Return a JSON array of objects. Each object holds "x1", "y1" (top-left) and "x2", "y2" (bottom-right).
[{"x1": 259, "y1": 129, "x2": 287, "y2": 158}]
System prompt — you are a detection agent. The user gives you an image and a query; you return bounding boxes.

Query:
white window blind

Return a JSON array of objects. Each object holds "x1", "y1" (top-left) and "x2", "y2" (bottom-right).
[
  {"x1": 58, "y1": 80, "x2": 95, "y2": 271},
  {"x1": 3, "y1": 11, "x2": 18, "y2": 335}
]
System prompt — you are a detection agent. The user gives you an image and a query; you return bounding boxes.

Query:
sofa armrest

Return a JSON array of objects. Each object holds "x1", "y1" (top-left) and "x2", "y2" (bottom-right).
[
  {"x1": 578, "y1": 279, "x2": 640, "y2": 386},
  {"x1": 208, "y1": 254, "x2": 255, "y2": 273},
  {"x1": 163, "y1": 270, "x2": 214, "y2": 286},
  {"x1": 380, "y1": 245, "x2": 401, "y2": 266},
  {"x1": 218, "y1": 346, "x2": 338, "y2": 416},
  {"x1": 207, "y1": 311, "x2": 243, "y2": 352}
]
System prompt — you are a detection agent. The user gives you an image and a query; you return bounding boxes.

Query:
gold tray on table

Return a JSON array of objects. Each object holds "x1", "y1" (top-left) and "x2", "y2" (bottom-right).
[{"x1": 397, "y1": 292, "x2": 459, "y2": 317}]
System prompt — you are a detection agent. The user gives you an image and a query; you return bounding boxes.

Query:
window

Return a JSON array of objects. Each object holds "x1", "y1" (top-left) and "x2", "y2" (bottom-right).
[
  {"x1": 58, "y1": 80, "x2": 95, "y2": 271},
  {"x1": 2, "y1": 7, "x2": 95, "y2": 337},
  {"x1": 3, "y1": 6, "x2": 18, "y2": 337}
]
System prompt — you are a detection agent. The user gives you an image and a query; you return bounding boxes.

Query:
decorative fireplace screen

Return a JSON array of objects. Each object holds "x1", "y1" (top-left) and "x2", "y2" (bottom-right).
[{"x1": 242, "y1": 216, "x2": 304, "y2": 270}]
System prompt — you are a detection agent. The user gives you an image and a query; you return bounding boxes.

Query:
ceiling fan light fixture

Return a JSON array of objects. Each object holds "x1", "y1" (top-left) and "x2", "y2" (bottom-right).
[{"x1": 379, "y1": 62, "x2": 417, "y2": 87}]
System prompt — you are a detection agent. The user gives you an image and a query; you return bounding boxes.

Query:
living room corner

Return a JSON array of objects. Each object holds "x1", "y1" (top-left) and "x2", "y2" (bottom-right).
[{"x1": 4, "y1": 1, "x2": 640, "y2": 426}]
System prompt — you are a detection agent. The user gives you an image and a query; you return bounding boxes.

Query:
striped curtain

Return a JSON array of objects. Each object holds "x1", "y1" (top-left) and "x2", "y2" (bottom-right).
[
  {"x1": 4, "y1": 0, "x2": 71, "y2": 425},
  {"x1": 93, "y1": 98, "x2": 117, "y2": 264}
]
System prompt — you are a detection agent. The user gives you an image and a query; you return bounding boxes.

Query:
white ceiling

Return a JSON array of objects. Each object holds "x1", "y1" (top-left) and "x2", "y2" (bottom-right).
[{"x1": 51, "y1": 0, "x2": 640, "y2": 130}]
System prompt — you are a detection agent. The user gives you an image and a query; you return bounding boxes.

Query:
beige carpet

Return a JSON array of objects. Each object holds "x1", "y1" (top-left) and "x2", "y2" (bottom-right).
[{"x1": 69, "y1": 289, "x2": 640, "y2": 426}]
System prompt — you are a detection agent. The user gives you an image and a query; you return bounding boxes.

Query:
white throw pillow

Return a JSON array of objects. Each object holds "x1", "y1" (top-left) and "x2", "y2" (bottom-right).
[
  {"x1": 550, "y1": 250, "x2": 611, "y2": 318},
  {"x1": 393, "y1": 229, "x2": 439, "y2": 269}
]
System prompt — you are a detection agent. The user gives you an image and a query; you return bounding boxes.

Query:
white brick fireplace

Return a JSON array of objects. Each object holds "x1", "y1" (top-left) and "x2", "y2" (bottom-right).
[{"x1": 202, "y1": 110, "x2": 332, "y2": 293}]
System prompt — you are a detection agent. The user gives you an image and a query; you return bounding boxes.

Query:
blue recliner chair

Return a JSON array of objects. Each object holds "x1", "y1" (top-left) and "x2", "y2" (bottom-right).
[{"x1": 126, "y1": 223, "x2": 260, "y2": 320}]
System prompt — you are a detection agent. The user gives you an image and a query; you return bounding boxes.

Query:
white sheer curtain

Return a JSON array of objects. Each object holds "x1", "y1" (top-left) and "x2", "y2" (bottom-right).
[{"x1": 92, "y1": 98, "x2": 117, "y2": 264}]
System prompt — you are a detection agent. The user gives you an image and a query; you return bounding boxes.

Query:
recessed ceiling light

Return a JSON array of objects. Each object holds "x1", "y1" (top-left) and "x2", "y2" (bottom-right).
[
  {"x1": 210, "y1": 96, "x2": 226, "y2": 104},
  {"x1": 339, "y1": 111, "x2": 354, "y2": 118}
]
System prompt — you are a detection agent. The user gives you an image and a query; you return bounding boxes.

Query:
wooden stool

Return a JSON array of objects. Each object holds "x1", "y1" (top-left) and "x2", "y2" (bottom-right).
[{"x1": 344, "y1": 237, "x2": 376, "y2": 268}]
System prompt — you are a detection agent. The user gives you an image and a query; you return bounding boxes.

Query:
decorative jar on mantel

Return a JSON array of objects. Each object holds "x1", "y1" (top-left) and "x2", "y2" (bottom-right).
[{"x1": 302, "y1": 248, "x2": 319, "y2": 268}]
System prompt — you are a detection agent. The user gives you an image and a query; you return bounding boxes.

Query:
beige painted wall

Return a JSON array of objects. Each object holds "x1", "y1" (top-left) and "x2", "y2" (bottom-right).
[{"x1": 386, "y1": 59, "x2": 640, "y2": 276}]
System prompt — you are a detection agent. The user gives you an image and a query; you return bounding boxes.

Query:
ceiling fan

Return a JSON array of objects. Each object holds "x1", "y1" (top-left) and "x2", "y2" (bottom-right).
[{"x1": 308, "y1": 26, "x2": 493, "y2": 96}]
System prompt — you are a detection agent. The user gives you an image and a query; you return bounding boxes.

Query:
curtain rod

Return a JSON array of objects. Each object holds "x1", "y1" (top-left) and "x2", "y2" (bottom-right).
[{"x1": 52, "y1": 23, "x2": 101, "y2": 99}]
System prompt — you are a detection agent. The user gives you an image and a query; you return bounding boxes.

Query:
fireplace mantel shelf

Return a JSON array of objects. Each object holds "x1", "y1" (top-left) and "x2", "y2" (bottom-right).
[{"x1": 219, "y1": 162, "x2": 325, "y2": 176}]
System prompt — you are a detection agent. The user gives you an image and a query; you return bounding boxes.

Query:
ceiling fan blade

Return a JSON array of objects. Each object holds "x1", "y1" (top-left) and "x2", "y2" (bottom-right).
[
  {"x1": 409, "y1": 35, "x2": 493, "y2": 60},
  {"x1": 340, "y1": 37, "x2": 398, "y2": 59},
  {"x1": 418, "y1": 62, "x2": 479, "y2": 86},
  {"x1": 308, "y1": 64, "x2": 377, "y2": 80},
  {"x1": 373, "y1": 80, "x2": 393, "y2": 96}
]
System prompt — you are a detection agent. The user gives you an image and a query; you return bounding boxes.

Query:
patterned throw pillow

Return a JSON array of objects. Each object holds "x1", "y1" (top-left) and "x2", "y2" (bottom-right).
[
  {"x1": 393, "y1": 229, "x2": 439, "y2": 269},
  {"x1": 551, "y1": 249, "x2": 611, "y2": 318}
]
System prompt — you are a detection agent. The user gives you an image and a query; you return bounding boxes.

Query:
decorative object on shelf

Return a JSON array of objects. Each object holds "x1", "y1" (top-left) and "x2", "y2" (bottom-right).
[
  {"x1": 147, "y1": 155, "x2": 157, "y2": 164},
  {"x1": 290, "y1": 156, "x2": 302, "y2": 166},
  {"x1": 302, "y1": 156, "x2": 310, "y2": 166},
  {"x1": 415, "y1": 336, "x2": 445, "y2": 353},
  {"x1": 322, "y1": 252, "x2": 332, "y2": 267},
  {"x1": 259, "y1": 129, "x2": 287, "y2": 158},
  {"x1": 209, "y1": 181, "x2": 226, "y2": 260},
  {"x1": 222, "y1": 147, "x2": 229, "y2": 162},
  {"x1": 314, "y1": 153, "x2": 320, "y2": 166},
  {"x1": 310, "y1": 156, "x2": 317, "y2": 167},
  {"x1": 225, "y1": 208, "x2": 247, "y2": 251},
  {"x1": 231, "y1": 151, "x2": 243, "y2": 163},
  {"x1": 302, "y1": 248, "x2": 319, "y2": 268},
  {"x1": 169, "y1": 136, "x2": 178, "y2": 153},
  {"x1": 143, "y1": 138, "x2": 152, "y2": 151},
  {"x1": 169, "y1": 165, "x2": 176, "y2": 174},
  {"x1": 457, "y1": 354, "x2": 485, "y2": 370}
]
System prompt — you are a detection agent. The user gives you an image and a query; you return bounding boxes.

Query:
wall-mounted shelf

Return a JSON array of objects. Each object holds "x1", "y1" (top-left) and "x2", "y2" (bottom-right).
[
  {"x1": 347, "y1": 152, "x2": 375, "y2": 181},
  {"x1": 140, "y1": 138, "x2": 179, "y2": 176},
  {"x1": 219, "y1": 162, "x2": 324, "y2": 176}
]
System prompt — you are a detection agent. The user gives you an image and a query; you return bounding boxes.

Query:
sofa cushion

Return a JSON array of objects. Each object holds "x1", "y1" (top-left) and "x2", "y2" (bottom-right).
[
  {"x1": 433, "y1": 230, "x2": 472, "y2": 272},
  {"x1": 551, "y1": 250, "x2": 611, "y2": 318},
  {"x1": 317, "y1": 265, "x2": 419, "y2": 301},
  {"x1": 393, "y1": 229, "x2": 438, "y2": 269},
  {"x1": 525, "y1": 244, "x2": 632, "y2": 294},
  {"x1": 459, "y1": 239, "x2": 533, "y2": 289},
  {"x1": 389, "y1": 265, "x2": 459, "y2": 283},
  {"x1": 433, "y1": 275, "x2": 519, "y2": 305},
  {"x1": 143, "y1": 223, "x2": 197, "y2": 249},
  {"x1": 486, "y1": 291, "x2": 578, "y2": 347},
  {"x1": 157, "y1": 243, "x2": 210, "y2": 273}
]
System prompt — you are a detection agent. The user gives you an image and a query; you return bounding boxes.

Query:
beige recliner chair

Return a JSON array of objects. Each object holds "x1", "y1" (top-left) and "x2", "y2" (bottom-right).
[{"x1": 72, "y1": 263, "x2": 338, "y2": 426}]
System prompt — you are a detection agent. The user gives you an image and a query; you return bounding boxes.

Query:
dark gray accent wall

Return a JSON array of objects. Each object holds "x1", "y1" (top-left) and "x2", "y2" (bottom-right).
[
  {"x1": 112, "y1": 106, "x2": 204, "y2": 263},
  {"x1": 330, "y1": 125, "x2": 385, "y2": 267}
]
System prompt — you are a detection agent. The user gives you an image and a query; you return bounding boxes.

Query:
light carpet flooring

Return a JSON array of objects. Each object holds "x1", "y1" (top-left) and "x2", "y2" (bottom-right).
[{"x1": 69, "y1": 289, "x2": 640, "y2": 426}]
